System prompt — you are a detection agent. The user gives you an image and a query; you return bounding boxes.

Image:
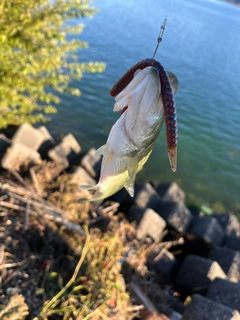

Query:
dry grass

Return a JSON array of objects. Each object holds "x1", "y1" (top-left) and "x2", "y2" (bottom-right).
[
  {"x1": 0, "y1": 164, "x2": 136, "y2": 320},
  {"x1": 0, "y1": 294, "x2": 29, "y2": 320},
  {"x1": 0, "y1": 163, "x2": 178, "y2": 319},
  {"x1": 37, "y1": 228, "x2": 132, "y2": 320}
]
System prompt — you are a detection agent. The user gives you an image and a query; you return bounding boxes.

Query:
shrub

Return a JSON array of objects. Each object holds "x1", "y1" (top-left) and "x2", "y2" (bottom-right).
[{"x1": 0, "y1": 0, "x2": 105, "y2": 128}]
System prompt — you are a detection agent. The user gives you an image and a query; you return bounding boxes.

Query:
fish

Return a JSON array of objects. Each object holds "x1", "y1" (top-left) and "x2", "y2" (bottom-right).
[{"x1": 79, "y1": 58, "x2": 178, "y2": 203}]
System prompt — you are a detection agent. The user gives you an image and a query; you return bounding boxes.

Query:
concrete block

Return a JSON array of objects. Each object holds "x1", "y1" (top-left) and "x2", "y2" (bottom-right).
[
  {"x1": 156, "y1": 201, "x2": 192, "y2": 233},
  {"x1": 48, "y1": 134, "x2": 81, "y2": 171},
  {"x1": 37, "y1": 126, "x2": 54, "y2": 142},
  {"x1": 208, "y1": 245, "x2": 240, "y2": 282},
  {"x1": 157, "y1": 182, "x2": 185, "y2": 203},
  {"x1": 1, "y1": 142, "x2": 42, "y2": 170},
  {"x1": 71, "y1": 167, "x2": 96, "y2": 187},
  {"x1": 127, "y1": 205, "x2": 145, "y2": 223},
  {"x1": 148, "y1": 248, "x2": 177, "y2": 280},
  {"x1": 12, "y1": 123, "x2": 45, "y2": 151},
  {"x1": 134, "y1": 183, "x2": 161, "y2": 210},
  {"x1": 213, "y1": 214, "x2": 240, "y2": 237},
  {"x1": 137, "y1": 208, "x2": 166, "y2": 240},
  {"x1": 206, "y1": 278, "x2": 240, "y2": 311},
  {"x1": 225, "y1": 235, "x2": 240, "y2": 251},
  {"x1": 170, "y1": 311, "x2": 182, "y2": 320},
  {"x1": 188, "y1": 216, "x2": 224, "y2": 245},
  {"x1": 127, "y1": 205, "x2": 166, "y2": 240},
  {"x1": 80, "y1": 148, "x2": 101, "y2": 179},
  {"x1": 37, "y1": 126, "x2": 55, "y2": 156},
  {"x1": 175, "y1": 255, "x2": 226, "y2": 293},
  {"x1": 182, "y1": 294, "x2": 240, "y2": 320},
  {"x1": 154, "y1": 249, "x2": 177, "y2": 277},
  {"x1": 129, "y1": 283, "x2": 183, "y2": 320}
]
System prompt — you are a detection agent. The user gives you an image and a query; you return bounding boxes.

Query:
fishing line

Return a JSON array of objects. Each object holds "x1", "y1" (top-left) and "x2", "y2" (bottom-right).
[
  {"x1": 152, "y1": 0, "x2": 173, "y2": 59},
  {"x1": 152, "y1": 16, "x2": 167, "y2": 59}
]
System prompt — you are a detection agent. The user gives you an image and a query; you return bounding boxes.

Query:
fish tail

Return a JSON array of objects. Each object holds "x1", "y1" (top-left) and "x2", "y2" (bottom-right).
[
  {"x1": 78, "y1": 184, "x2": 104, "y2": 204},
  {"x1": 78, "y1": 185, "x2": 98, "y2": 203},
  {"x1": 80, "y1": 185, "x2": 97, "y2": 191},
  {"x1": 78, "y1": 194, "x2": 103, "y2": 205},
  {"x1": 78, "y1": 198, "x2": 91, "y2": 204},
  {"x1": 78, "y1": 197, "x2": 103, "y2": 207}
]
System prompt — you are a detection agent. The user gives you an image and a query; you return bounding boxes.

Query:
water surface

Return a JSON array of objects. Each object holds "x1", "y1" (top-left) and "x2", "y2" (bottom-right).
[{"x1": 46, "y1": 0, "x2": 240, "y2": 210}]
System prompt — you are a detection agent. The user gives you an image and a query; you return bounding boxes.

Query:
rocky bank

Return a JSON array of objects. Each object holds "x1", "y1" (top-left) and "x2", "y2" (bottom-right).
[{"x1": 0, "y1": 124, "x2": 240, "y2": 320}]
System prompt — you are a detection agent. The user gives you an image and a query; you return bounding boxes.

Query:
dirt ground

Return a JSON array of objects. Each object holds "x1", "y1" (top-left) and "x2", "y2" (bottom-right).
[{"x1": 0, "y1": 164, "x2": 180, "y2": 320}]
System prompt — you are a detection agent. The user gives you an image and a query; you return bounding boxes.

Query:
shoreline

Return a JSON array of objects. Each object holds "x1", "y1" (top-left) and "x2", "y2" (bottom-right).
[
  {"x1": 1, "y1": 124, "x2": 240, "y2": 319},
  {"x1": 1, "y1": 123, "x2": 239, "y2": 216}
]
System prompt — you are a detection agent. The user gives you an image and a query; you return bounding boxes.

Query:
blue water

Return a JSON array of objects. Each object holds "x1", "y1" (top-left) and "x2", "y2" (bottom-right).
[{"x1": 46, "y1": 0, "x2": 240, "y2": 211}]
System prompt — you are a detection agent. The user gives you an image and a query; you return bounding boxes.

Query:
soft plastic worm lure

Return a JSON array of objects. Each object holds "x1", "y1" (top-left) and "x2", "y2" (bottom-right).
[{"x1": 110, "y1": 58, "x2": 178, "y2": 172}]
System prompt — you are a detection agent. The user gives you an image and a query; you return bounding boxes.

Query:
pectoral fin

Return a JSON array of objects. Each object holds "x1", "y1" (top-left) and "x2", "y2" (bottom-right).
[
  {"x1": 167, "y1": 72, "x2": 179, "y2": 96},
  {"x1": 94, "y1": 145, "x2": 106, "y2": 158},
  {"x1": 127, "y1": 152, "x2": 139, "y2": 179},
  {"x1": 124, "y1": 176, "x2": 136, "y2": 197}
]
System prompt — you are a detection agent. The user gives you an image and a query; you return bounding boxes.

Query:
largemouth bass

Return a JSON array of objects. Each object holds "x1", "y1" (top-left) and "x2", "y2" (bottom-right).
[{"x1": 79, "y1": 58, "x2": 178, "y2": 203}]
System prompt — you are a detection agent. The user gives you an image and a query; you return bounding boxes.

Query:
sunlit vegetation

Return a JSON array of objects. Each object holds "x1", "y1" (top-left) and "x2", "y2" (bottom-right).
[{"x1": 0, "y1": 0, "x2": 105, "y2": 128}]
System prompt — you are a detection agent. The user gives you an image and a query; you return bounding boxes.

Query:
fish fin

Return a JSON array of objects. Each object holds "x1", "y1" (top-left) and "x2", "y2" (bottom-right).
[
  {"x1": 94, "y1": 145, "x2": 106, "y2": 158},
  {"x1": 127, "y1": 152, "x2": 139, "y2": 179},
  {"x1": 167, "y1": 72, "x2": 179, "y2": 96},
  {"x1": 78, "y1": 185, "x2": 103, "y2": 205},
  {"x1": 80, "y1": 185, "x2": 94, "y2": 190},
  {"x1": 78, "y1": 197, "x2": 102, "y2": 205},
  {"x1": 78, "y1": 198, "x2": 90, "y2": 204},
  {"x1": 124, "y1": 176, "x2": 136, "y2": 197}
]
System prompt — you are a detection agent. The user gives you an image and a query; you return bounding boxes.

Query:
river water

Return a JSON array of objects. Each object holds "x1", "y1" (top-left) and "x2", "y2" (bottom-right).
[{"x1": 46, "y1": 0, "x2": 240, "y2": 211}]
